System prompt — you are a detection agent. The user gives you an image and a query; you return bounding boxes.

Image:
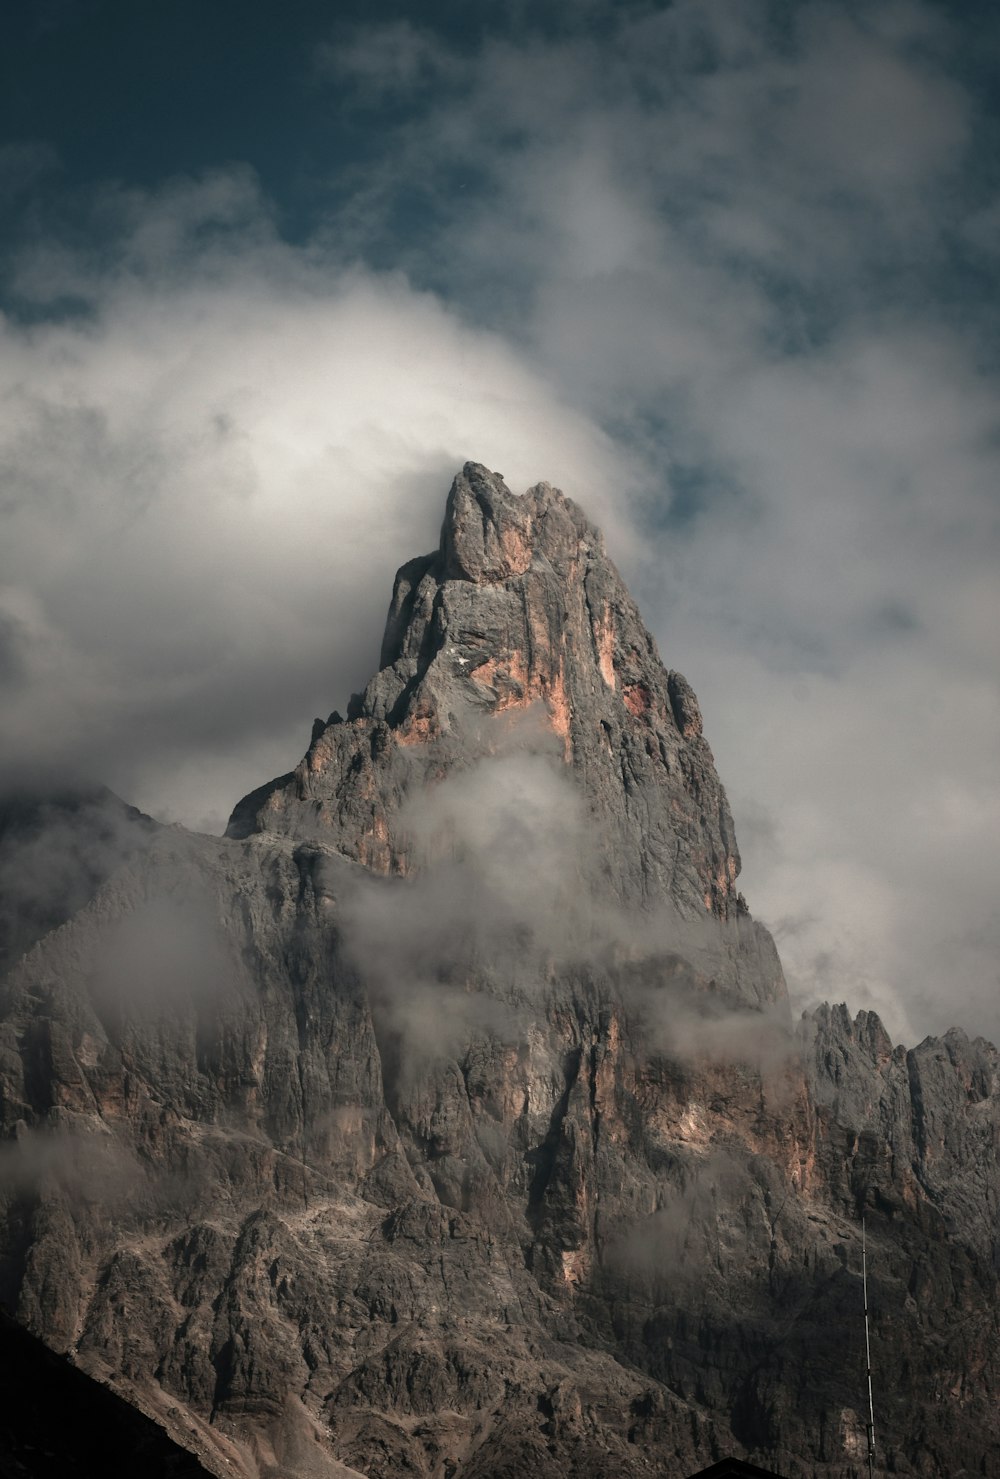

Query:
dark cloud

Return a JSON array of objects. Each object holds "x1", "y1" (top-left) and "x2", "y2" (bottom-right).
[{"x1": 0, "y1": 787, "x2": 156, "y2": 977}]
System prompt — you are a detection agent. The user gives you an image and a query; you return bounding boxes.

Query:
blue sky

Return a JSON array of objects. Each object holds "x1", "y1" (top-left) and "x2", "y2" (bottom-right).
[{"x1": 1, "y1": 0, "x2": 998, "y2": 1045}]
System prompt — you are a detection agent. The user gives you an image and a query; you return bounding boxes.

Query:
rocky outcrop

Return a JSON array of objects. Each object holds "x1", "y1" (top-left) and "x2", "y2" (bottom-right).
[
  {"x1": 228, "y1": 464, "x2": 749, "y2": 933},
  {"x1": 0, "y1": 467, "x2": 997, "y2": 1478}
]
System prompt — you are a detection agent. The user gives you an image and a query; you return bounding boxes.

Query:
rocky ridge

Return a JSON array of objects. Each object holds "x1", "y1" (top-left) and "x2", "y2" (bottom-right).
[{"x1": 0, "y1": 466, "x2": 997, "y2": 1478}]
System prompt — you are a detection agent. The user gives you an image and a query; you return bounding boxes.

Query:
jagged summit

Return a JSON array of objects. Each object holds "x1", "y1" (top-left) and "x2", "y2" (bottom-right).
[
  {"x1": 440, "y1": 461, "x2": 556, "y2": 584},
  {"x1": 228, "y1": 464, "x2": 744, "y2": 926}
]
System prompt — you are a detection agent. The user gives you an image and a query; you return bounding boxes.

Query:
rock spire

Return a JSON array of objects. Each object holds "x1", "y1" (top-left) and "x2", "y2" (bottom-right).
[{"x1": 229, "y1": 463, "x2": 742, "y2": 924}]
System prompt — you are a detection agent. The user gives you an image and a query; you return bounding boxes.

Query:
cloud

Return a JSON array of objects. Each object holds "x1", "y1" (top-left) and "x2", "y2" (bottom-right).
[
  {"x1": 337, "y1": 748, "x2": 594, "y2": 1067},
  {"x1": 321, "y1": 3, "x2": 974, "y2": 318},
  {"x1": 315, "y1": 20, "x2": 458, "y2": 100},
  {"x1": 2, "y1": 0, "x2": 997, "y2": 1051},
  {"x1": 0, "y1": 787, "x2": 156, "y2": 977},
  {"x1": 91, "y1": 891, "x2": 235, "y2": 1020},
  {"x1": 0, "y1": 1122, "x2": 141, "y2": 1208},
  {"x1": 656, "y1": 330, "x2": 1000, "y2": 1045},
  {"x1": 338, "y1": 741, "x2": 794, "y2": 1081},
  {"x1": 307, "y1": 1, "x2": 999, "y2": 1048},
  {"x1": 0, "y1": 171, "x2": 631, "y2": 834},
  {"x1": 604, "y1": 1148, "x2": 761, "y2": 1291}
]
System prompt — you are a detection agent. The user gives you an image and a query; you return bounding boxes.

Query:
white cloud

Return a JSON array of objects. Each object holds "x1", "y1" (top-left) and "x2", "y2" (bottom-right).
[
  {"x1": 305, "y1": 2, "x2": 999, "y2": 1045},
  {"x1": 0, "y1": 173, "x2": 632, "y2": 831},
  {"x1": 640, "y1": 324, "x2": 1000, "y2": 1044},
  {"x1": 3, "y1": 1, "x2": 997, "y2": 1048}
]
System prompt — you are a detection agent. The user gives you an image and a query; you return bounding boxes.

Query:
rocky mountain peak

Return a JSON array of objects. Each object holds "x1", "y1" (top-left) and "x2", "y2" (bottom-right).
[
  {"x1": 2, "y1": 466, "x2": 998, "y2": 1479},
  {"x1": 228, "y1": 464, "x2": 747, "y2": 933},
  {"x1": 438, "y1": 462, "x2": 599, "y2": 586},
  {"x1": 441, "y1": 462, "x2": 539, "y2": 583}
]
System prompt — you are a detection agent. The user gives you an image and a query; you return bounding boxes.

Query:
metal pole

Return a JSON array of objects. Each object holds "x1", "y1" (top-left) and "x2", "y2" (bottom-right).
[{"x1": 863, "y1": 1217, "x2": 876, "y2": 1478}]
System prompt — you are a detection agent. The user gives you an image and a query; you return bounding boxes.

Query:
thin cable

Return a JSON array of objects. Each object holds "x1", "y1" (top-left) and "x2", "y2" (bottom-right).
[{"x1": 863, "y1": 1216, "x2": 876, "y2": 1478}]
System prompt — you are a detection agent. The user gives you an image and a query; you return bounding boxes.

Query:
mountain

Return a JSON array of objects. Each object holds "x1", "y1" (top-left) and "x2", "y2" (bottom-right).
[{"x1": 0, "y1": 465, "x2": 997, "y2": 1478}]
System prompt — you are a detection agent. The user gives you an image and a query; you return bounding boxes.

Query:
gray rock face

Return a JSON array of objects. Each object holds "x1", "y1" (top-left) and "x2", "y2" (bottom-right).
[
  {"x1": 0, "y1": 467, "x2": 998, "y2": 1479},
  {"x1": 228, "y1": 465, "x2": 750, "y2": 932}
]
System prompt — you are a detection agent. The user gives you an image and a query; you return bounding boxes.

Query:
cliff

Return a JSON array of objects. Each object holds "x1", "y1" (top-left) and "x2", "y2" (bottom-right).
[{"x1": 0, "y1": 466, "x2": 996, "y2": 1478}]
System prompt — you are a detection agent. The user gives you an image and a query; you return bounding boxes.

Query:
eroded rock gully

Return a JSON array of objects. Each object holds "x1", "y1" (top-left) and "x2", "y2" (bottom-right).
[{"x1": 0, "y1": 466, "x2": 997, "y2": 1478}]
